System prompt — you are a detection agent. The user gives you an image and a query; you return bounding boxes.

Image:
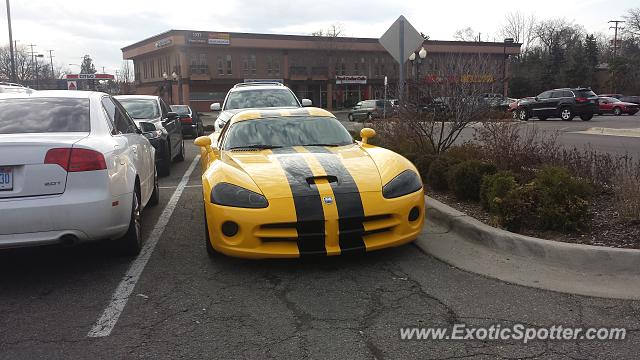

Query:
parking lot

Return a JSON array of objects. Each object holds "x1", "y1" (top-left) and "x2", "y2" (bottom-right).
[{"x1": 2, "y1": 141, "x2": 640, "y2": 359}]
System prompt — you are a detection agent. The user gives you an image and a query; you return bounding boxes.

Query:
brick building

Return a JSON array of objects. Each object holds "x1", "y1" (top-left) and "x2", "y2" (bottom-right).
[{"x1": 121, "y1": 30, "x2": 521, "y2": 112}]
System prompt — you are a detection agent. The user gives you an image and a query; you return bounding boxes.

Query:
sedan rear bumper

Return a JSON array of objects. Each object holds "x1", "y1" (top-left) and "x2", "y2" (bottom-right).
[{"x1": 0, "y1": 171, "x2": 132, "y2": 249}]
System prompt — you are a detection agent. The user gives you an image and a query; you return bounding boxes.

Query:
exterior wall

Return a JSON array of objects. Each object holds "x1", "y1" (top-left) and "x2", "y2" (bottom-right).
[{"x1": 123, "y1": 30, "x2": 521, "y2": 110}]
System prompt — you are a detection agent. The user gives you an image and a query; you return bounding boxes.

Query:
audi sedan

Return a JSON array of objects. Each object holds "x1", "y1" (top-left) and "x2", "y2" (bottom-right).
[{"x1": 0, "y1": 91, "x2": 158, "y2": 255}]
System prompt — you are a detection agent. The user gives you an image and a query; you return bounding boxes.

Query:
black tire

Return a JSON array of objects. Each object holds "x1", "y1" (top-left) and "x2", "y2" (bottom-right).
[
  {"x1": 203, "y1": 204, "x2": 218, "y2": 258},
  {"x1": 511, "y1": 110, "x2": 518, "y2": 120},
  {"x1": 580, "y1": 114, "x2": 594, "y2": 121},
  {"x1": 117, "y1": 188, "x2": 142, "y2": 256},
  {"x1": 348, "y1": 114, "x2": 354, "y2": 122},
  {"x1": 148, "y1": 168, "x2": 159, "y2": 207},
  {"x1": 158, "y1": 147, "x2": 171, "y2": 177},
  {"x1": 538, "y1": 116, "x2": 548, "y2": 121},
  {"x1": 518, "y1": 109, "x2": 529, "y2": 121},
  {"x1": 175, "y1": 140, "x2": 185, "y2": 162},
  {"x1": 613, "y1": 107, "x2": 622, "y2": 116},
  {"x1": 560, "y1": 107, "x2": 574, "y2": 121}
]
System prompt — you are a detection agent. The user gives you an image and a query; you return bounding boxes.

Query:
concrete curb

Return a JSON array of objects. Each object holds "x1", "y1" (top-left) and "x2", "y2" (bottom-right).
[{"x1": 416, "y1": 195, "x2": 640, "y2": 299}]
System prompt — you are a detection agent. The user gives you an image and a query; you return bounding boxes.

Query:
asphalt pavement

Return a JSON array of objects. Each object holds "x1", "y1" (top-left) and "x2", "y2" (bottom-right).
[{"x1": 2, "y1": 141, "x2": 640, "y2": 359}]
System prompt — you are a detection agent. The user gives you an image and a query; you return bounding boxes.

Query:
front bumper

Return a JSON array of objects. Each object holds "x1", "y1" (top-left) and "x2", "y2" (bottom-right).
[{"x1": 203, "y1": 190, "x2": 425, "y2": 259}]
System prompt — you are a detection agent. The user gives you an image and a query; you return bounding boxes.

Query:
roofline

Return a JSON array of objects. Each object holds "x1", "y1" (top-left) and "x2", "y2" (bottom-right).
[{"x1": 121, "y1": 29, "x2": 522, "y2": 51}]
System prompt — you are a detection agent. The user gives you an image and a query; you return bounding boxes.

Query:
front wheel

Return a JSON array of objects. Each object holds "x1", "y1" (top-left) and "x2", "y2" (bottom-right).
[
  {"x1": 348, "y1": 114, "x2": 354, "y2": 122},
  {"x1": 560, "y1": 107, "x2": 574, "y2": 121},
  {"x1": 518, "y1": 109, "x2": 529, "y2": 121},
  {"x1": 580, "y1": 114, "x2": 594, "y2": 121},
  {"x1": 613, "y1": 107, "x2": 622, "y2": 116},
  {"x1": 203, "y1": 204, "x2": 218, "y2": 258},
  {"x1": 511, "y1": 110, "x2": 518, "y2": 120}
]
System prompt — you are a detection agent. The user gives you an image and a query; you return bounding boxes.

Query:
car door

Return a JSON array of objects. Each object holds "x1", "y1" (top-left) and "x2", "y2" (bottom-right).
[
  {"x1": 352, "y1": 101, "x2": 363, "y2": 120},
  {"x1": 115, "y1": 98, "x2": 154, "y2": 201},
  {"x1": 531, "y1": 91, "x2": 552, "y2": 116},
  {"x1": 599, "y1": 98, "x2": 611, "y2": 113},
  {"x1": 101, "y1": 96, "x2": 132, "y2": 198},
  {"x1": 159, "y1": 98, "x2": 181, "y2": 157}
]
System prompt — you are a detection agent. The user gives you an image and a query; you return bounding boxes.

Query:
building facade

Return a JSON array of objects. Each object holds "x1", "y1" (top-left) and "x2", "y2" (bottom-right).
[{"x1": 122, "y1": 30, "x2": 521, "y2": 112}]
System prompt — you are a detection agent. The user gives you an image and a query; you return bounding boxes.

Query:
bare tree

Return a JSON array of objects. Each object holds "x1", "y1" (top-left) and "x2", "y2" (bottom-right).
[
  {"x1": 453, "y1": 27, "x2": 477, "y2": 42},
  {"x1": 380, "y1": 54, "x2": 500, "y2": 154},
  {"x1": 624, "y1": 8, "x2": 640, "y2": 37},
  {"x1": 499, "y1": 12, "x2": 537, "y2": 55},
  {"x1": 310, "y1": 23, "x2": 344, "y2": 37}
]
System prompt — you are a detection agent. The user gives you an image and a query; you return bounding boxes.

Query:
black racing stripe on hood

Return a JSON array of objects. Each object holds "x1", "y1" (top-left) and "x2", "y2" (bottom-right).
[
  {"x1": 305, "y1": 147, "x2": 366, "y2": 254},
  {"x1": 271, "y1": 148, "x2": 327, "y2": 256}
]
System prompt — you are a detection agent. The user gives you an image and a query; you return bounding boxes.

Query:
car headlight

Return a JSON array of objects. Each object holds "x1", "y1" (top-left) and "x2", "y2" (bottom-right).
[
  {"x1": 382, "y1": 170, "x2": 423, "y2": 199},
  {"x1": 144, "y1": 130, "x2": 163, "y2": 140},
  {"x1": 211, "y1": 182, "x2": 269, "y2": 208}
]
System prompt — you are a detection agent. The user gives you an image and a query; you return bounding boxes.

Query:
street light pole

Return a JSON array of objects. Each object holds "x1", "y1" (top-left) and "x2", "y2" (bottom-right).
[{"x1": 6, "y1": 0, "x2": 16, "y2": 82}]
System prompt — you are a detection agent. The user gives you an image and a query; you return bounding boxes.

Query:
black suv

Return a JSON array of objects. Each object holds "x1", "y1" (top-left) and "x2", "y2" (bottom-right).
[{"x1": 515, "y1": 88, "x2": 599, "y2": 121}]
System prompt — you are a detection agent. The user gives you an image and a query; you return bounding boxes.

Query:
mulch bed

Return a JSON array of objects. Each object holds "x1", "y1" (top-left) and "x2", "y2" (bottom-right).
[{"x1": 428, "y1": 191, "x2": 640, "y2": 249}]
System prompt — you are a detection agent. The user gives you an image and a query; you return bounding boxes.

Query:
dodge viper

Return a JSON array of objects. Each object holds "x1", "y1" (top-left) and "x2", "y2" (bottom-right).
[{"x1": 194, "y1": 108, "x2": 425, "y2": 259}]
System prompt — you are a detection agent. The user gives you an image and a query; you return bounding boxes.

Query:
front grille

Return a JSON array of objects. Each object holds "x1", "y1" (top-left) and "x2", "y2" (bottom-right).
[{"x1": 256, "y1": 214, "x2": 397, "y2": 242}]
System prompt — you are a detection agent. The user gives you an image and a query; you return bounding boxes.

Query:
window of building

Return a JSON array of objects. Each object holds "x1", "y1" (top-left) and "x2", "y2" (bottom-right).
[
  {"x1": 360, "y1": 57, "x2": 365, "y2": 76},
  {"x1": 226, "y1": 55, "x2": 232, "y2": 75},
  {"x1": 274, "y1": 58, "x2": 280, "y2": 76},
  {"x1": 217, "y1": 56, "x2": 224, "y2": 76},
  {"x1": 250, "y1": 54, "x2": 256, "y2": 76},
  {"x1": 266, "y1": 56, "x2": 272, "y2": 76},
  {"x1": 150, "y1": 59, "x2": 155, "y2": 78},
  {"x1": 242, "y1": 56, "x2": 249, "y2": 76}
]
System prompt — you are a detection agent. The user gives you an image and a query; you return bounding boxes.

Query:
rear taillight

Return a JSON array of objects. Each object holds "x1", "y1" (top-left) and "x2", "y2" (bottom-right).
[
  {"x1": 575, "y1": 97, "x2": 588, "y2": 103},
  {"x1": 180, "y1": 117, "x2": 193, "y2": 124},
  {"x1": 45, "y1": 148, "x2": 106, "y2": 172}
]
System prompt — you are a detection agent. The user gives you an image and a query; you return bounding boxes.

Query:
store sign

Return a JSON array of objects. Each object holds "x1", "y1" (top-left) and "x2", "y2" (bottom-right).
[
  {"x1": 65, "y1": 74, "x2": 115, "y2": 80},
  {"x1": 336, "y1": 75, "x2": 367, "y2": 85},
  {"x1": 155, "y1": 38, "x2": 173, "y2": 48},
  {"x1": 208, "y1": 33, "x2": 230, "y2": 45},
  {"x1": 188, "y1": 32, "x2": 231, "y2": 45}
]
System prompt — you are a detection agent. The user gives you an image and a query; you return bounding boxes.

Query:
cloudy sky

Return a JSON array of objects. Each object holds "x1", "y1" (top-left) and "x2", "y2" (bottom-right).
[{"x1": 0, "y1": 0, "x2": 635, "y2": 75}]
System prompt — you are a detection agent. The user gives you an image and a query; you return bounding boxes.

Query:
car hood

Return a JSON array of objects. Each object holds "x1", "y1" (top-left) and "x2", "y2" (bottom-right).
[{"x1": 222, "y1": 144, "x2": 382, "y2": 199}]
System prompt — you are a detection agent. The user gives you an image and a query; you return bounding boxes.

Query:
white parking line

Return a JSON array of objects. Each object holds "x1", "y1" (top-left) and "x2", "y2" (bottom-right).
[
  {"x1": 159, "y1": 185, "x2": 201, "y2": 189},
  {"x1": 87, "y1": 155, "x2": 201, "y2": 338}
]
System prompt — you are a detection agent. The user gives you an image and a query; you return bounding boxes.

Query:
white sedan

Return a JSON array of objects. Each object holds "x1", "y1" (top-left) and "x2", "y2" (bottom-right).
[{"x1": 0, "y1": 90, "x2": 158, "y2": 255}]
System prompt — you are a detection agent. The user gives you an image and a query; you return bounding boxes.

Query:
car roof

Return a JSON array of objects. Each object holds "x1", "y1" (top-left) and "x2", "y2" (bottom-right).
[
  {"x1": 115, "y1": 95, "x2": 160, "y2": 100},
  {"x1": 230, "y1": 107, "x2": 334, "y2": 124},
  {"x1": 0, "y1": 90, "x2": 99, "y2": 99},
  {"x1": 229, "y1": 85, "x2": 290, "y2": 93}
]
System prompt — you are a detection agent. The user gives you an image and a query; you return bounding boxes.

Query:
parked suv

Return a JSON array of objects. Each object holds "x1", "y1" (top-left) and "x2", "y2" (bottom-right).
[
  {"x1": 515, "y1": 88, "x2": 598, "y2": 121},
  {"x1": 210, "y1": 82, "x2": 312, "y2": 131},
  {"x1": 348, "y1": 99, "x2": 395, "y2": 122},
  {"x1": 115, "y1": 95, "x2": 185, "y2": 176}
]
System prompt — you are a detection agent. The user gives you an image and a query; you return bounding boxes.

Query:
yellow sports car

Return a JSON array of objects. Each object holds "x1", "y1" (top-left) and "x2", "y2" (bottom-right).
[{"x1": 194, "y1": 108, "x2": 424, "y2": 259}]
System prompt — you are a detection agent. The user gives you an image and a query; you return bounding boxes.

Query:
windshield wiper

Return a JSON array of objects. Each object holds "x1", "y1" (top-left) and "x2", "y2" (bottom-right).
[
  {"x1": 228, "y1": 144, "x2": 283, "y2": 150},
  {"x1": 303, "y1": 143, "x2": 346, "y2": 147}
]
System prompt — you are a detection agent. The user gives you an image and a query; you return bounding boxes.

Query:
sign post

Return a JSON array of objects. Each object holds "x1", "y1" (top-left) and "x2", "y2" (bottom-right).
[{"x1": 379, "y1": 15, "x2": 423, "y2": 102}]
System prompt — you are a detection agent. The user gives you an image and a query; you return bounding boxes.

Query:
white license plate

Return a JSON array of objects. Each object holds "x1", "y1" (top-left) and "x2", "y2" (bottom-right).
[{"x1": 0, "y1": 167, "x2": 13, "y2": 191}]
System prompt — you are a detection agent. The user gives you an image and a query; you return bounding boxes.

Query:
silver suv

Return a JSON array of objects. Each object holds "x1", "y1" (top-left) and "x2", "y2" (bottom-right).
[{"x1": 210, "y1": 82, "x2": 312, "y2": 131}]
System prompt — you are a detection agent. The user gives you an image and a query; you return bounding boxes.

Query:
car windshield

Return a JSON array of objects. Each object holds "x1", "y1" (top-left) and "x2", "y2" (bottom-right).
[
  {"x1": 222, "y1": 116, "x2": 353, "y2": 150},
  {"x1": 118, "y1": 99, "x2": 160, "y2": 119},
  {"x1": 0, "y1": 98, "x2": 90, "y2": 134},
  {"x1": 609, "y1": 98, "x2": 621, "y2": 103},
  {"x1": 224, "y1": 89, "x2": 299, "y2": 110},
  {"x1": 170, "y1": 105, "x2": 190, "y2": 115}
]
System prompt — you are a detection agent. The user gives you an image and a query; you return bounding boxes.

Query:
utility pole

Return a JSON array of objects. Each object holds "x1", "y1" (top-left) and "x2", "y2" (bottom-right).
[
  {"x1": 6, "y1": 0, "x2": 16, "y2": 82},
  {"x1": 608, "y1": 20, "x2": 624, "y2": 93},
  {"x1": 28, "y1": 44, "x2": 36, "y2": 87},
  {"x1": 48, "y1": 49, "x2": 55, "y2": 78}
]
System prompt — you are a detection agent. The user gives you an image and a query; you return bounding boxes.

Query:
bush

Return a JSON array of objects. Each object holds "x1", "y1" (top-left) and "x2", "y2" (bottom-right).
[
  {"x1": 426, "y1": 157, "x2": 460, "y2": 191},
  {"x1": 413, "y1": 154, "x2": 438, "y2": 181},
  {"x1": 447, "y1": 160, "x2": 497, "y2": 201},
  {"x1": 480, "y1": 171, "x2": 517, "y2": 213},
  {"x1": 500, "y1": 166, "x2": 592, "y2": 232},
  {"x1": 613, "y1": 168, "x2": 640, "y2": 222},
  {"x1": 446, "y1": 143, "x2": 484, "y2": 162}
]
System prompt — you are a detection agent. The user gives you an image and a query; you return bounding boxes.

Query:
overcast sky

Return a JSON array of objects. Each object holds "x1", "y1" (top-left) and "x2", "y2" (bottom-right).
[{"x1": 0, "y1": 0, "x2": 635, "y2": 75}]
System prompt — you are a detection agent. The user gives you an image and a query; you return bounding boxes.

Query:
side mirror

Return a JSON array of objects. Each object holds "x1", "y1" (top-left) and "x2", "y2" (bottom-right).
[
  {"x1": 139, "y1": 122, "x2": 157, "y2": 133},
  {"x1": 166, "y1": 112, "x2": 178, "y2": 120},
  {"x1": 360, "y1": 128, "x2": 376, "y2": 145},
  {"x1": 210, "y1": 103, "x2": 221, "y2": 111},
  {"x1": 194, "y1": 136, "x2": 213, "y2": 153},
  {"x1": 301, "y1": 98, "x2": 312, "y2": 107}
]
